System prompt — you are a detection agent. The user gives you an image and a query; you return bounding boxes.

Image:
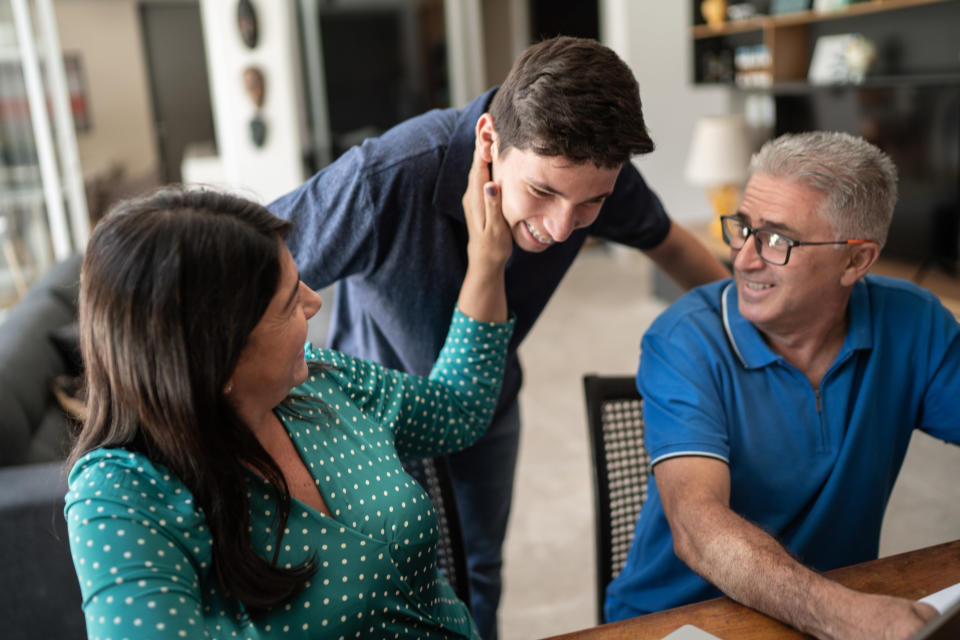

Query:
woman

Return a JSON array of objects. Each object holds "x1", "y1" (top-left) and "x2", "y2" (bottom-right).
[{"x1": 65, "y1": 174, "x2": 513, "y2": 638}]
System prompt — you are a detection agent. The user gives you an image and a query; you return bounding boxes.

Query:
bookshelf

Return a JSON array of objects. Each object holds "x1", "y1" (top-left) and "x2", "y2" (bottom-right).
[{"x1": 690, "y1": 0, "x2": 960, "y2": 88}]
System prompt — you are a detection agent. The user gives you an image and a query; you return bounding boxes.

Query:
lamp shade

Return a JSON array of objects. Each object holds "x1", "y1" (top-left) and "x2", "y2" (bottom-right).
[{"x1": 684, "y1": 115, "x2": 752, "y2": 186}]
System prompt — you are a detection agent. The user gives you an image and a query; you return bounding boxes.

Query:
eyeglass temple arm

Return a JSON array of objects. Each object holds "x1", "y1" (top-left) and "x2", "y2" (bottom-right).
[{"x1": 795, "y1": 239, "x2": 870, "y2": 246}]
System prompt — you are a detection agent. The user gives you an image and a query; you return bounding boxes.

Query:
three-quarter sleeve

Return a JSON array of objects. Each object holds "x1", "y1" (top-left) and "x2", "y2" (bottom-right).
[
  {"x1": 303, "y1": 308, "x2": 514, "y2": 459},
  {"x1": 65, "y1": 452, "x2": 212, "y2": 640}
]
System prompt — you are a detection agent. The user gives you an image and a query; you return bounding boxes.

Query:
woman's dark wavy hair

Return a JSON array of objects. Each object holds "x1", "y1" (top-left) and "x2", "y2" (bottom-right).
[
  {"x1": 67, "y1": 186, "x2": 316, "y2": 611},
  {"x1": 490, "y1": 36, "x2": 655, "y2": 168}
]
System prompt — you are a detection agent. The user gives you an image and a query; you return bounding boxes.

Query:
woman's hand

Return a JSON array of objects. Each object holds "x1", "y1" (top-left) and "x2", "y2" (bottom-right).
[
  {"x1": 462, "y1": 142, "x2": 513, "y2": 271},
  {"x1": 457, "y1": 143, "x2": 511, "y2": 323}
]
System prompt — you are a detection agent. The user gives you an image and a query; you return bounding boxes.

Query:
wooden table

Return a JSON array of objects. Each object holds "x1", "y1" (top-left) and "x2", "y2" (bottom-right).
[{"x1": 541, "y1": 539, "x2": 960, "y2": 640}]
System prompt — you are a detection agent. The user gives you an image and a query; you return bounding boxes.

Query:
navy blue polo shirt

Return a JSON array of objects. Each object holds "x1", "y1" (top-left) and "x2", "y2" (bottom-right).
[
  {"x1": 269, "y1": 89, "x2": 671, "y2": 415},
  {"x1": 605, "y1": 276, "x2": 960, "y2": 620}
]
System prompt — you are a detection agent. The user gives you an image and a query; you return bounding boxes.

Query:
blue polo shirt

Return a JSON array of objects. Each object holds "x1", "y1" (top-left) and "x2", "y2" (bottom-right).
[
  {"x1": 605, "y1": 276, "x2": 960, "y2": 621},
  {"x1": 268, "y1": 89, "x2": 671, "y2": 416}
]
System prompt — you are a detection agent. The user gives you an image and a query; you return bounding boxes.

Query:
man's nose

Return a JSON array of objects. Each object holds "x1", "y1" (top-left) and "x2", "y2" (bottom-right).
[{"x1": 733, "y1": 234, "x2": 764, "y2": 269}]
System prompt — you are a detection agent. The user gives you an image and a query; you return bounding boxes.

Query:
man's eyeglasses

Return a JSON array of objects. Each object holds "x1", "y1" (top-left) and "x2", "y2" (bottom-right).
[{"x1": 719, "y1": 215, "x2": 868, "y2": 266}]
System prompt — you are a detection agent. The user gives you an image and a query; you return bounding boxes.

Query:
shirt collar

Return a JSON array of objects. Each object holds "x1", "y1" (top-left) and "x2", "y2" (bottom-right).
[
  {"x1": 721, "y1": 278, "x2": 873, "y2": 370},
  {"x1": 433, "y1": 88, "x2": 498, "y2": 220}
]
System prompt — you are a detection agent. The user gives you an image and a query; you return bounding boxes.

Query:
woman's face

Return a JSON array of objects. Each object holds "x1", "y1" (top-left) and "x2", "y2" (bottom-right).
[{"x1": 229, "y1": 243, "x2": 322, "y2": 410}]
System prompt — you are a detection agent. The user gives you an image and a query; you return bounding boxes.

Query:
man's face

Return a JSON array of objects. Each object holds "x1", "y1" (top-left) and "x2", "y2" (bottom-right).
[
  {"x1": 491, "y1": 145, "x2": 621, "y2": 253},
  {"x1": 733, "y1": 173, "x2": 854, "y2": 334}
]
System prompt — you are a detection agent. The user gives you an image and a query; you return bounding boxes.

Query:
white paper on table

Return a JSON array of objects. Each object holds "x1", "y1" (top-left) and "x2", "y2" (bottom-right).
[
  {"x1": 660, "y1": 624, "x2": 723, "y2": 639},
  {"x1": 919, "y1": 582, "x2": 960, "y2": 615}
]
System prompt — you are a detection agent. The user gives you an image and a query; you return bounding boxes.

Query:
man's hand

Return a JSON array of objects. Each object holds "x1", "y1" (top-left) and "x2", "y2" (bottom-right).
[{"x1": 462, "y1": 141, "x2": 513, "y2": 271}]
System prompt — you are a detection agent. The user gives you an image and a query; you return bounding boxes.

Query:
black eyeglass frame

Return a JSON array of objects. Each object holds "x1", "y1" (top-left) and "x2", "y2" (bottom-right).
[{"x1": 719, "y1": 214, "x2": 868, "y2": 266}]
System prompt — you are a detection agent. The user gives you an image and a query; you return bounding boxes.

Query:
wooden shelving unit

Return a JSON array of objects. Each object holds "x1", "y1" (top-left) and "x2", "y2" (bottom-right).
[
  {"x1": 691, "y1": 0, "x2": 951, "y2": 38},
  {"x1": 690, "y1": 0, "x2": 960, "y2": 85},
  {"x1": 687, "y1": 0, "x2": 960, "y2": 304}
]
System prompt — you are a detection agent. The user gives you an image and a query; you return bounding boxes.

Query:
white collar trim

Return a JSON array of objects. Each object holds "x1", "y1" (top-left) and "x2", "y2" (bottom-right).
[{"x1": 722, "y1": 282, "x2": 748, "y2": 368}]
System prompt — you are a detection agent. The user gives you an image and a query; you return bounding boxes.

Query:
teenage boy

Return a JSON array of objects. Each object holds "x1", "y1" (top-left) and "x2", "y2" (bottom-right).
[{"x1": 270, "y1": 36, "x2": 728, "y2": 639}]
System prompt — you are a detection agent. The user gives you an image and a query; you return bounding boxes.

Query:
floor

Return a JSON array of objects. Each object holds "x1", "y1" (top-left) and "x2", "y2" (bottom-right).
[{"x1": 308, "y1": 243, "x2": 960, "y2": 640}]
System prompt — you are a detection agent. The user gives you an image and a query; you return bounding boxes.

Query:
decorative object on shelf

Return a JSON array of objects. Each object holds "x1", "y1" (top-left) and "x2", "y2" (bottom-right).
[
  {"x1": 813, "y1": 0, "x2": 849, "y2": 12},
  {"x1": 843, "y1": 34, "x2": 876, "y2": 83},
  {"x1": 242, "y1": 66, "x2": 265, "y2": 108},
  {"x1": 701, "y1": 0, "x2": 729, "y2": 28},
  {"x1": 242, "y1": 66, "x2": 266, "y2": 148},
  {"x1": 249, "y1": 115, "x2": 267, "y2": 148},
  {"x1": 808, "y1": 33, "x2": 875, "y2": 85},
  {"x1": 734, "y1": 44, "x2": 772, "y2": 88},
  {"x1": 685, "y1": 115, "x2": 753, "y2": 240},
  {"x1": 770, "y1": 0, "x2": 811, "y2": 14},
  {"x1": 237, "y1": 0, "x2": 258, "y2": 49},
  {"x1": 702, "y1": 49, "x2": 735, "y2": 84},
  {"x1": 727, "y1": 3, "x2": 761, "y2": 21}
]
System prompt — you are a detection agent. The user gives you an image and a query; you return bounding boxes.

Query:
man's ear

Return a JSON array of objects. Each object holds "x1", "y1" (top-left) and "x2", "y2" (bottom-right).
[
  {"x1": 475, "y1": 113, "x2": 497, "y2": 163},
  {"x1": 840, "y1": 242, "x2": 880, "y2": 287}
]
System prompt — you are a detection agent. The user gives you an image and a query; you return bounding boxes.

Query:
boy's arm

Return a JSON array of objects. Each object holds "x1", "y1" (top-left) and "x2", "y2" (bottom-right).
[{"x1": 643, "y1": 223, "x2": 729, "y2": 290}]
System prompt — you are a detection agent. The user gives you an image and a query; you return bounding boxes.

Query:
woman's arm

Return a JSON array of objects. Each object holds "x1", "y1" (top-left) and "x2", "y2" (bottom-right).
[
  {"x1": 300, "y1": 143, "x2": 514, "y2": 457},
  {"x1": 65, "y1": 455, "x2": 211, "y2": 639}
]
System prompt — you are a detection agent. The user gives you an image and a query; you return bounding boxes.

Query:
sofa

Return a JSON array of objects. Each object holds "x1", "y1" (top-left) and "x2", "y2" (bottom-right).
[{"x1": 0, "y1": 254, "x2": 87, "y2": 640}]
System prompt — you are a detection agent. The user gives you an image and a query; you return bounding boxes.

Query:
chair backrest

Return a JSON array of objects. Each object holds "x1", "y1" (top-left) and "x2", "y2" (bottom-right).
[
  {"x1": 400, "y1": 455, "x2": 472, "y2": 610},
  {"x1": 582, "y1": 374, "x2": 650, "y2": 625}
]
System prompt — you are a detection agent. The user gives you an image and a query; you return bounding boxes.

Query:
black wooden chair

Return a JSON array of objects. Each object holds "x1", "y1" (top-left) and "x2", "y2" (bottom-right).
[
  {"x1": 401, "y1": 455, "x2": 471, "y2": 610},
  {"x1": 582, "y1": 374, "x2": 650, "y2": 624}
]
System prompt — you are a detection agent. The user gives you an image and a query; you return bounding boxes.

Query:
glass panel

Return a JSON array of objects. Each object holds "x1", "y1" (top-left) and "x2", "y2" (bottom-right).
[
  {"x1": 0, "y1": 0, "x2": 53, "y2": 310},
  {"x1": 0, "y1": 0, "x2": 87, "y2": 314}
]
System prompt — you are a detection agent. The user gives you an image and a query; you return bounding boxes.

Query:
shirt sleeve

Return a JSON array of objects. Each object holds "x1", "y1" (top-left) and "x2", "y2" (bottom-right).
[
  {"x1": 638, "y1": 326, "x2": 731, "y2": 467},
  {"x1": 267, "y1": 146, "x2": 381, "y2": 288},
  {"x1": 306, "y1": 308, "x2": 515, "y2": 459},
  {"x1": 65, "y1": 453, "x2": 211, "y2": 640},
  {"x1": 917, "y1": 302, "x2": 960, "y2": 444}
]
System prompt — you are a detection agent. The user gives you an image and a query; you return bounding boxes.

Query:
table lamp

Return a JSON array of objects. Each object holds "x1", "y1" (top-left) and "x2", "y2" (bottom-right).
[{"x1": 685, "y1": 114, "x2": 752, "y2": 239}]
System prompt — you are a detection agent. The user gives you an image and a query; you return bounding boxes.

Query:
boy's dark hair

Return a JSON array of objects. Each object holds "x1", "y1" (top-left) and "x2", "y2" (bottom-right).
[{"x1": 489, "y1": 36, "x2": 654, "y2": 168}]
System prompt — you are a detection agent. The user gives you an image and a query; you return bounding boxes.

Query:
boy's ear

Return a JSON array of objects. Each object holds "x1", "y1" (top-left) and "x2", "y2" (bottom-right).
[{"x1": 475, "y1": 113, "x2": 497, "y2": 163}]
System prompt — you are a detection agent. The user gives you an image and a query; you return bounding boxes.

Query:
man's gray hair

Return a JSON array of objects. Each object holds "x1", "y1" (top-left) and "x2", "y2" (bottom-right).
[{"x1": 748, "y1": 131, "x2": 898, "y2": 248}]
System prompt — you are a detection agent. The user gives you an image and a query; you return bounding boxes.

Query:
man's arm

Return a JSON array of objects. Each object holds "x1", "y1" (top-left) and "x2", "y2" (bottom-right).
[
  {"x1": 656, "y1": 456, "x2": 938, "y2": 640},
  {"x1": 642, "y1": 223, "x2": 729, "y2": 290}
]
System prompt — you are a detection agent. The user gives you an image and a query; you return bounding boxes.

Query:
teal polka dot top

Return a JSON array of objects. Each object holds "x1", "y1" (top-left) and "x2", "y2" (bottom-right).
[{"x1": 65, "y1": 309, "x2": 514, "y2": 640}]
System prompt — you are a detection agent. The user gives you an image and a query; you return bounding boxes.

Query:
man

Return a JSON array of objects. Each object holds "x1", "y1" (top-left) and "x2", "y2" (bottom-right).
[
  {"x1": 606, "y1": 131, "x2": 960, "y2": 639},
  {"x1": 270, "y1": 36, "x2": 728, "y2": 638}
]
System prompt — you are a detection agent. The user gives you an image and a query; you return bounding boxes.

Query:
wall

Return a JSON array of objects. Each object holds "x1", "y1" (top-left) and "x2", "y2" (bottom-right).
[
  {"x1": 481, "y1": 0, "x2": 528, "y2": 88},
  {"x1": 198, "y1": 0, "x2": 306, "y2": 203},
  {"x1": 601, "y1": 0, "x2": 731, "y2": 226},
  {"x1": 54, "y1": 0, "x2": 159, "y2": 181}
]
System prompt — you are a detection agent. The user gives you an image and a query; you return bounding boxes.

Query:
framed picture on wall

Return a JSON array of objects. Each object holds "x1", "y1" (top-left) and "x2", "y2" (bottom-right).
[
  {"x1": 64, "y1": 54, "x2": 91, "y2": 132},
  {"x1": 0, "y1": 53, "x2": 90, "y2": 136}
]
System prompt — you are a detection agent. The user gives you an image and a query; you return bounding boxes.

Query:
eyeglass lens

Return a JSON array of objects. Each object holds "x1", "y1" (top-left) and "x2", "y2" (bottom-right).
[{"x1": 722, "y1": 217, "x2": 790, "y2": 265}]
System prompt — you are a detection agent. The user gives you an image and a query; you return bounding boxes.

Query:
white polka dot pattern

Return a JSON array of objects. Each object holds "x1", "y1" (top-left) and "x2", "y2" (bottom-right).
[{"x1": 64, "y1": 309, "x2": 514, "y2": 639}]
